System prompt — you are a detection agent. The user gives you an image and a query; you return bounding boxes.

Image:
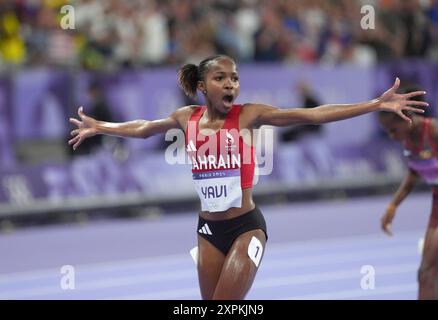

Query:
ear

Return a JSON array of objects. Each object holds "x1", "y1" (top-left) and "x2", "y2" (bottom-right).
[{"x1": 197, "y1": 81, "x2": 206, "y2": 94}]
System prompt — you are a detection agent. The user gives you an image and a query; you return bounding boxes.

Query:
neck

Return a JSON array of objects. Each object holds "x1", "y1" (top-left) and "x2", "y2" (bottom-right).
[{"x1": 205, "y1": 104, "x2": 227, "y2": 122}]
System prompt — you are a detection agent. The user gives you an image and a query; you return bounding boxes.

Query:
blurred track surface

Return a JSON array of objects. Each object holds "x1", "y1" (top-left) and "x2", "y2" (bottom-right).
[{"x1": 0, "y1": 192, "x2": 431, "y2": 300}]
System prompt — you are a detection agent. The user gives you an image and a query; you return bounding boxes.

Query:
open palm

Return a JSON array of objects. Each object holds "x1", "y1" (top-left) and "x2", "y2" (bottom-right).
[
  {"x1": 68, "y1": 107, "x2": 98, "y2": 150},
  {"x1": 379, "y1": 78, "x2": 428, "y2": 122}
]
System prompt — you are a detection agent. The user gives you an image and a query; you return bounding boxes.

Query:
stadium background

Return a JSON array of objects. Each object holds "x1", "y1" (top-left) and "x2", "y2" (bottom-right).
[{"x1": 0, "y1": 0, "x2": 437, "y2": 300}]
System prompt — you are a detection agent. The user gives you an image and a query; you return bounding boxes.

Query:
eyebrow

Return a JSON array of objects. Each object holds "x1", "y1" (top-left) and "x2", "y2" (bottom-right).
[{"x1": 211, "y1": 71, "x2": 239, "y2": 75}]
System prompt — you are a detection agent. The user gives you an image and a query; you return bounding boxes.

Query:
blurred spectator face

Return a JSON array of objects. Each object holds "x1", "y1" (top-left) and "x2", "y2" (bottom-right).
[
  {"x1": 87, "y1": 84, "x2": 100, "y2": 101},
  {"x1": 297, "y1": 81, "x2": 310, "y2": 95},
  {"x1": 202, "y1": 58, "x2": 240, "y2": 114}
]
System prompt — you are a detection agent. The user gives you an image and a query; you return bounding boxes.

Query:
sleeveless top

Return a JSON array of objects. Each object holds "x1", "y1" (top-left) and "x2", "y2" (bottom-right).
[
  {"x1": 403, "y1": 118, "x2": 438, "y2": 186},
  {"x1": 185, "y1": 105, "x2": 256, "y2": 212}
]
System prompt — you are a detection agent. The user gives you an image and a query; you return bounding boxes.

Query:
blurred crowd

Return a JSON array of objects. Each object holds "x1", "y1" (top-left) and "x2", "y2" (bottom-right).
[{"x1": 1, "y1": 0, "x2": 438, "y2": 69}]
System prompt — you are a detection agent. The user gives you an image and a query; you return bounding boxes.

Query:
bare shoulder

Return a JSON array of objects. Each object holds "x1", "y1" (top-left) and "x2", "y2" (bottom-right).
[
  {"x1": 240, "y1": 103, "x2": 273, "y2": 111},
  {"x1": 241, "y1": 103, "x2": 278, "y2": 114},
  {"x1": 240, "y1": 103, "x2": 277, "y2": 128},
  {"x1": 172, "y1": 105, "x2": 198, "y2": 116},
  {"x1": 171, "y1": 105, "x2": 199, "y2": 129}
]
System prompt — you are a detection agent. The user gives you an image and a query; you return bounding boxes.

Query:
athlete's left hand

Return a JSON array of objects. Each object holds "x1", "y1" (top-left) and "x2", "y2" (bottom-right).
[{"x1": 378, "y1": 77, "x2": 428, "y2": 122}]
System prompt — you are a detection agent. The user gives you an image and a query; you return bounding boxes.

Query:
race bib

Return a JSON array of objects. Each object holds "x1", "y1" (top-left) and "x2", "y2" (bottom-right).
[{"x1": 193, "y1": 169, "x2": 242, "y2": 212}]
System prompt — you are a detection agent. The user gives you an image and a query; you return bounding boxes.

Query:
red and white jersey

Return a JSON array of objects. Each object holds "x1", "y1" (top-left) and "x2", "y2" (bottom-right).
[{"x1": 185, "y1": 105, "x2": 255, "y2": 212}]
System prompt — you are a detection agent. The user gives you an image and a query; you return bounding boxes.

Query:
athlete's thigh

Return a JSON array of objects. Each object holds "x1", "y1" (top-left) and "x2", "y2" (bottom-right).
[
  {"x1": 213, "y1": 229, "x2": 266, "y2": 300},
  {"x1": 197, "y1": 235, "x2": 226, "y2": 300}
]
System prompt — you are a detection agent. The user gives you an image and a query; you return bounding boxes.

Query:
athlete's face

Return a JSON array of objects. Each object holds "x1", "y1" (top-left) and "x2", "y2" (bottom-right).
[
  {"x1": 379, "y1": 116, "x2": 411, "y2": 142},
  {"x1": 201, "y1": 58, "x2": 240, "y2": 114}
]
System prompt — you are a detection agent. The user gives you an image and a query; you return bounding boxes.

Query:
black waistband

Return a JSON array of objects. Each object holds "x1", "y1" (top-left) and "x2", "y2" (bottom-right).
[{"x1": 199, "y1": 206, "x2": 259, "y2": 223}]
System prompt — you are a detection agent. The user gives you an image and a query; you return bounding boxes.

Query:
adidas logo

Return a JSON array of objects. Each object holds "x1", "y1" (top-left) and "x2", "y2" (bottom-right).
[
  {"x1": 187, "y1": 140, "x2": 197, "y2": 152},
  {"x1": 198, "y1": 223, "x2": 212, "y2": 235}
]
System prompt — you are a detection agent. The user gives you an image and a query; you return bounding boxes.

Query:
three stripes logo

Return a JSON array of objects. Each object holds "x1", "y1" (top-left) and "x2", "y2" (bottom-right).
[
  {"x1": 187, "y1": 140, "x2": 197, "y2": 152},
  {"x1": 198, "y1": 223, "x2": 212, "y2": 235}
]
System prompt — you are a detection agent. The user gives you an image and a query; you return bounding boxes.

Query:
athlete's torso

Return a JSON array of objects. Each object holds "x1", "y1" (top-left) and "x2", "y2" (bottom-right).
[
  {"x1": 185, "y1": 105, "x2": 256, "y2": 220},
  {"x1": 404, "y1": 118, "x2": 438, "y2": 186}
]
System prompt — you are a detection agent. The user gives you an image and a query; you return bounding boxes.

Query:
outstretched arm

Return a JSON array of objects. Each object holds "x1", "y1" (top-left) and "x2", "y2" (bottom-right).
[
  {"x1": 252, "y1": 78, "x2": 428, "y2": 127},
  {"x1": 68, "y1": 106, "x2": 183, "y2": 150},
  {"x1": 381, "y1": 169, "x2": 419, "y2": 236}
]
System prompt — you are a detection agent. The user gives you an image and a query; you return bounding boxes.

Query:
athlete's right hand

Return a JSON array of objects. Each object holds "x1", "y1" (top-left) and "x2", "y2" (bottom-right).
[
  {"x1": 68, "y1": 106, "x2": 99, "y2": 150},
  {"x1": 381, "y1": 203, "x2": 397, "y2": 236}
]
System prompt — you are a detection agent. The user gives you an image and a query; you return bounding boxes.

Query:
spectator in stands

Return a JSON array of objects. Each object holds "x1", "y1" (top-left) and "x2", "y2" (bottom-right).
[
  {"x1": 281, "y1": 81, "x2": 322, "y2": 142},
  {"x1": 71, "y1": 80, "x2": 115, "y2": 155},
  {"x1": 2, "y1": 0, "x2": 438, "y2": 68}
]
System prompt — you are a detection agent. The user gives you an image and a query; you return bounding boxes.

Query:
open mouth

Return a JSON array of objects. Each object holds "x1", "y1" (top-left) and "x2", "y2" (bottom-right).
[{"x1": 223, "y1": 95, "x2": 234, "y2": 104}]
